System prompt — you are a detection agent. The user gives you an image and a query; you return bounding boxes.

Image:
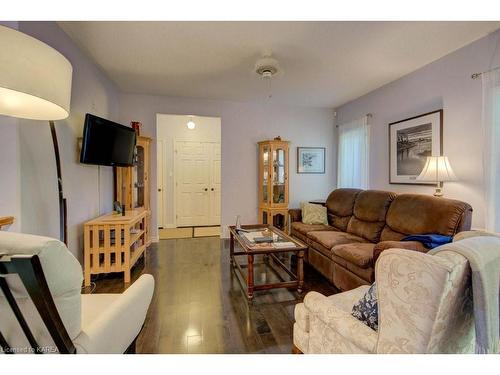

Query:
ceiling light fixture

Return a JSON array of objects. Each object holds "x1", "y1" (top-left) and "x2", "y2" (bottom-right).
[
  {"x1": 255, "y1": 55, "x2": 280, "y2": 79},
  {"x1": 187, "y1": 118, "x2": 196, "y2": 130},
  {"x1": 255, "y1": 55, "x2": 281, "y2": 99}
]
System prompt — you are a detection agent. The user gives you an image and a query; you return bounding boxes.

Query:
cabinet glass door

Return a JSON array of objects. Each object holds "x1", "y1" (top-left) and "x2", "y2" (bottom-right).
[
  {"x1": 133, "y1": 145, "x2": 145, "y2": 208},
  {"x1": 272, "y1": 146, "x2": 286, "y2": 204},
  {"x1": 262, "y1": 146, "x2": 270, "y2": 204}
]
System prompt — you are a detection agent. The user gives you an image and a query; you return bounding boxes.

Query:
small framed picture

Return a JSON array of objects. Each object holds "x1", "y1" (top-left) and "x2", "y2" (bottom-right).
[
  {"x1": 389, "y1": 109, "x2": 443, "y2": 184},
  {"x1": 297, "y1": 147, "x2": 325, "y2": 174}
]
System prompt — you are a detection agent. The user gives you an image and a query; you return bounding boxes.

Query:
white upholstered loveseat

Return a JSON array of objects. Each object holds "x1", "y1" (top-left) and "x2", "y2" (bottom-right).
[
  {"x1": 293, "y1": 233, "x2": 500, "y2": 354},
  {"x1": 0, "y1": 232, "x2": 154, "y2": 354}
]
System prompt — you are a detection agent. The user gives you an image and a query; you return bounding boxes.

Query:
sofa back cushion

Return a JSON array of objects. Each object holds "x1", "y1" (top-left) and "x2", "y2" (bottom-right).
[
  {"x1": 380, "y1": 194, "x2": 473, "y2": 241},
  {"x1": 346, "y1": 190, "x2": 396, "y2": 243},
  {"x1": 325, "y1": 188, "x2": 362, "y2": 231}
]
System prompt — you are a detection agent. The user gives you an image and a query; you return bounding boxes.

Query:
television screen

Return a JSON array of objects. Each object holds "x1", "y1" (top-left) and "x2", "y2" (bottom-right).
[{"x1": 80, "y1": 114, "x2": 136, "y2": 167}]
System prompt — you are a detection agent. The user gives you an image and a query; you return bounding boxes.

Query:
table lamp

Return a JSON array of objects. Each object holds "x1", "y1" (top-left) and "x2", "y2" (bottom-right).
[
  {"x1": 417, "y1": 156, "x2": 457, "y2": 197},
  {"x1": 0, "y1": 25, "x2": 73, "y2": 244}
]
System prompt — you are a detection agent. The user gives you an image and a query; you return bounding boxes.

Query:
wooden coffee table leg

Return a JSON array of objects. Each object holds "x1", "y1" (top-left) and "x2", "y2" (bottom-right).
[
  {"x1": 297, "y1": 250, "x2": 304, "y2": 294},
  {"x1": 247, "y1": 254, "x2": 254, "y2": 299},
  {"x1": 230, "y1": 232, "x2": 234, "y2": 265}
]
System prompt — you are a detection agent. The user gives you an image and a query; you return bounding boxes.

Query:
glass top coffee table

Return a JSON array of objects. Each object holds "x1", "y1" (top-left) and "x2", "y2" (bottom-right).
[{"x1": 228, "y1": 224, "x2": 307, "y2": 300}]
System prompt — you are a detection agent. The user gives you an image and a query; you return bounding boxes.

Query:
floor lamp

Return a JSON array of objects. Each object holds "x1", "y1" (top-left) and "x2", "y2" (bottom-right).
[{"x1": 0, "y1": 25, "x2": 73, "y2": 245}]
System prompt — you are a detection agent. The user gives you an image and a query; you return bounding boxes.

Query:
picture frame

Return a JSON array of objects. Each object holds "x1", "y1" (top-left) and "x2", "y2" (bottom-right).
[
  {"x1": 389, "y1": 109, "x2": 443, "y2": 185},
  {"x1": 297, "y1": 147, "x2": 325, "y2": 174}
]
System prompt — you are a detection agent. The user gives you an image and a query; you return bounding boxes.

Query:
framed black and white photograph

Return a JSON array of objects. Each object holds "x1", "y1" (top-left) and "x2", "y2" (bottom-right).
[
  {"x1": 297, "y1": 147, "x2": 325, "y2": 174},
  {"x1": 389, "y1": 109, "x2": 443, "y2": 184}
]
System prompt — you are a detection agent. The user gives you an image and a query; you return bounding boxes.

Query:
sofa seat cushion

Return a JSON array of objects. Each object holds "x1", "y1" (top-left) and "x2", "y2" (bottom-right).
[
  {"x1": 332, "y1": 243, "x2": 376, "y2": 269},
  {"x1": 307, "y1": 231, "x2": 368, "y2": 254},
  {"x1": 291, "y1": 221, "x2": 334, "y2": 236},
  {"x1": 291, "y1": 230, "x2": 310, "y2": 247}
]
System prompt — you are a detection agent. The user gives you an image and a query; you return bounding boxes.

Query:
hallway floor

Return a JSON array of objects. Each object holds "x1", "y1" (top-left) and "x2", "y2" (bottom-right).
[{"x1": 89, "y1": 237, "x2": 338, "y2": 353}]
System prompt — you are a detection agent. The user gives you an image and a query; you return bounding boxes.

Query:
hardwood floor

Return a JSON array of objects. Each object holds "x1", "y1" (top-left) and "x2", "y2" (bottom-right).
[{"x1": 87, "y1": 237, "x2": 338, "y2": 353}]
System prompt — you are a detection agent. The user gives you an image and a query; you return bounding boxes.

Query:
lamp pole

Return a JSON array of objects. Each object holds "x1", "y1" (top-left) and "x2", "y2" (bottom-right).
[{"x1": 49, "y1": 121, "x2": 67, "y2": 245}]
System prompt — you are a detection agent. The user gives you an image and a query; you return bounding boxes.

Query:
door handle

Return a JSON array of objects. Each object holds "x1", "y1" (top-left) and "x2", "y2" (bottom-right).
[
  {"x1": 211, "y1": 188, "x2": 214, "y2": 191},
  {"x1": 158, "y1": 188, "x2": 162, "y2": 192},
  {"x1": 204, "y1": 188, "x2": 208, "y2": 191}
]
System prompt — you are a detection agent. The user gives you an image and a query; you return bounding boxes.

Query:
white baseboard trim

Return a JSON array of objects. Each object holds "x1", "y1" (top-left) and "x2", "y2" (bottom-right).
[{"x1": 152, "y1": 235, "x2": 160, "y2": 243}]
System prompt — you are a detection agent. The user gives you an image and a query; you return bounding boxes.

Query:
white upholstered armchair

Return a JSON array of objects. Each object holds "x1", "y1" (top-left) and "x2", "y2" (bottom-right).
[
  {"x1": 0, "y1": 232, "x2": 154, "y2": 354},
  {"x1": 292, "y1": 234, "x2": 499, "y2": 354}
]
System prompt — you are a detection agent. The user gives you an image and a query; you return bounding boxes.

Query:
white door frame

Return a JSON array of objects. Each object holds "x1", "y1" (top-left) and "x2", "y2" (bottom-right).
[{"x1": 157, "y1": 139, "x2": 164, "y2": 228}]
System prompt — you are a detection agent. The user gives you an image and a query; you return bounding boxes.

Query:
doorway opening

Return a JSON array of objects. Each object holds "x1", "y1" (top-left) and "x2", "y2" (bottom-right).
[{"x1": 156, "y1": 114, "x2": 221, "y2": 239}]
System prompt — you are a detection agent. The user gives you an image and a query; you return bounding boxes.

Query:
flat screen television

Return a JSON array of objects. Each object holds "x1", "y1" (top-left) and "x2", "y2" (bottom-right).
[{"x1": 80, "y1": 114, "x2": 136, "y2": 167}]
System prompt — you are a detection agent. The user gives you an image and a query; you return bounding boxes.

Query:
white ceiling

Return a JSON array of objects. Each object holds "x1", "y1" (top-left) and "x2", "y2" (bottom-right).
[{"x1": 59, "y1": 21, "x2": 500, "y2": 108}]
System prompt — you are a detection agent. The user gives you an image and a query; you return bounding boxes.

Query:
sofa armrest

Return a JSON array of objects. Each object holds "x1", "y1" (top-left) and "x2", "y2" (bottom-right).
[
  {"x1": 289, "y1": 208, "x2": 302, "y2": 223},
  {"x1": 373, "y1": 240, "x2": 428, "y2": 265},
  {"x1": 74, "y1": 274, "x2": 154, "y2": 353},
  {"x1": 303, "y1": 291, "x2": 378, "y2": 353}
]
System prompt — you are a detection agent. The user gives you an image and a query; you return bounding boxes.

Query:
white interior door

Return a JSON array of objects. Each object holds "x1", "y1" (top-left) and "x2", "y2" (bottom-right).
[
  {"x1": 209, "y1": 143, "x2": 221, "y2": 225},
  {"x1": 174, "y1": 141, "x2": 221, "y2": 227},
  {"x1": 157, "y1": 139, "x2": 165, "y2": 228},
  {"x1": 175, "y1": 141, "x2": 210, "y2": 226}
]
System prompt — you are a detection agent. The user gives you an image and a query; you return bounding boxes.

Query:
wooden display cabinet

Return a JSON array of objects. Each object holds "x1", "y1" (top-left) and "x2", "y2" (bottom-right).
[
  {"x1": 115, "y1": 135, "x2": 152, "y2": 246},
  {"x1": 258, "y1": 139, "x2": 290, "y2": 230}
]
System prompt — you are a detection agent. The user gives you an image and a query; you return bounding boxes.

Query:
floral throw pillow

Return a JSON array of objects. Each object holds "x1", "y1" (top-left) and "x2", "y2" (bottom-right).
[
  {"x1": 351, "y1": 283, "x2": 378, "y2": 331},
  {"x1": 301, "y1": 203, "x2": 328, "y2": 225}
]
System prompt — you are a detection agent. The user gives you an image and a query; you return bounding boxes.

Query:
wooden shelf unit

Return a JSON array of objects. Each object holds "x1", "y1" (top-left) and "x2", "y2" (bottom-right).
[{"x1": 84, "y1": 209, "x2": 148, "y2": 286}]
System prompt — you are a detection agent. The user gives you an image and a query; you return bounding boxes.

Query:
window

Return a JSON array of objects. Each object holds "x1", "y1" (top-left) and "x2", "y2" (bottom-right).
[{"x1": 337, "y1": 116, "x2": 370, "y2": 189}]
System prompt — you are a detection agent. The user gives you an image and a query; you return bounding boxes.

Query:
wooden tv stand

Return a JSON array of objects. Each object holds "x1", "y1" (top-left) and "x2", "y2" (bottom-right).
[{"x1": 83, "y1": 208, "x2": 149, "y2": 286}]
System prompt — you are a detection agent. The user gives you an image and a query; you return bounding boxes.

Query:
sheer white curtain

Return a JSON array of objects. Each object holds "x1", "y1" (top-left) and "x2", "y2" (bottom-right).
[
  {"x1": 337, "y1": 115, "x2": 370, "y2": 189},
  {"x1": 482, "y1": 69, "x2": 500, "y2": 232}
]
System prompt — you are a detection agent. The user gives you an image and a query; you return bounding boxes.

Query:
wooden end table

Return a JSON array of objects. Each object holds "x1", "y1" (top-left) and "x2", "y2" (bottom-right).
[{"x1": 229, "y1": 224, "x2": 307, "y2": 300}]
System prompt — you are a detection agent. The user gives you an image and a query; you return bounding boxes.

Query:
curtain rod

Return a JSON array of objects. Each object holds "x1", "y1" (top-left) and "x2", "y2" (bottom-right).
[
  {"x1": 335, "y1": 113, "x2": 372, "y2": 128},
  {"x1": 471, "y1": 65, "x2": 500, "y2": 79}
]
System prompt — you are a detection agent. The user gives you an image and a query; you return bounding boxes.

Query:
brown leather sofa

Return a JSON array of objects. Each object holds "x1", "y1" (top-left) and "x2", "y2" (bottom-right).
[{"x1": 289, "y1": 188, "x2": 472, "y2": 291}]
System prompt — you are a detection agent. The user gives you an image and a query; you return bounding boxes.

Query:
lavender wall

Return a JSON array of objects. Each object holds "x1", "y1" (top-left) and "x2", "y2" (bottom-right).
[
  {"x1": 119, "y1": 94, "x2": 335, "y2": 238},
  {"x1": 336, "y1": 29, "x2": 500, "y2": 229},
  {"x1": 16, "y1": 22, "x2": 120, "y2": 259}
]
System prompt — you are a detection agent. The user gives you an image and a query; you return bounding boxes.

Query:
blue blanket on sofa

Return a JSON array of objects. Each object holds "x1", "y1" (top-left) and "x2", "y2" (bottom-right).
[{"x1": 402, "y1": 234, "x2": 453, "y2": 249}]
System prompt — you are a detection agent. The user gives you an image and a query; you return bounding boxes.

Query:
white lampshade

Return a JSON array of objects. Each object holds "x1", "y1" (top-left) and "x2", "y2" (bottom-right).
[
  {"x1": 0, "y1": 25, "x2": 72, "y2": 120},
  {"x1": 417, "y1": 156, "x2": 457, "y2": 182}
]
